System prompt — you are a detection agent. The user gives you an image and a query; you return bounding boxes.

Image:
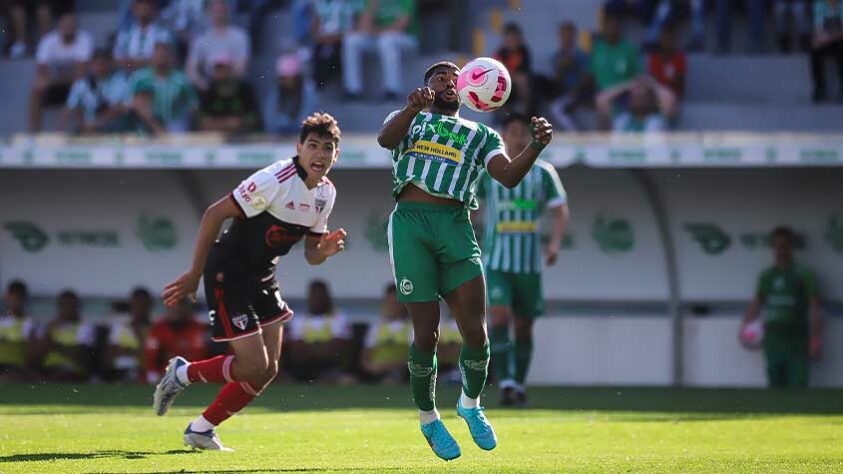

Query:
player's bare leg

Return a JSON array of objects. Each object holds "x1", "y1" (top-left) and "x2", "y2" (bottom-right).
[
  {"x1": 407, "y1": 301, "x2": 460, "y2": 461},
  {"x1": 512, "y1": 317, "x2": 534, "y2": 407},
  {"x1": 444, "y1": 276, "x2": 497, "y2": 450},
  {"x1": 489, "y1": 305, "x2": 516, "y2": 406}
]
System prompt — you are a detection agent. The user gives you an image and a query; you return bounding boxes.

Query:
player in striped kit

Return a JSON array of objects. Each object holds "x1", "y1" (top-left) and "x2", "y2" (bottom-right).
[
  {"x1": 476, "y1": 113, "x2": 569, "y2": 407},
  {"x1": 378, "y1": 61, "x2": 553, "y2": 461}
]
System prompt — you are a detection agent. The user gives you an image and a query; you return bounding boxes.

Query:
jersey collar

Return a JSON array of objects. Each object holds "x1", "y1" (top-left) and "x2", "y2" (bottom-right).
[{"x1": 292, "y1": 156, "x2": 309, "y2": 181}]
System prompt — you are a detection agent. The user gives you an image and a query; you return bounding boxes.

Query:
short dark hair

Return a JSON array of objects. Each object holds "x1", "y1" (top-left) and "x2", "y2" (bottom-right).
[
  {"x1": 7, "y1": 280, "x2": 28, "y2": 298},
  {"x1": 504, "y1": 22, "x2": 522, "y2": 36},
  {"x1": 299, "y1": 112, "x2": 341, "y2": 144},
  {"x1": 92, "y1": 47, "x2": 112, "y2": 61},
  {"x1": 560, "y1": 21, "x2": 576, "y2": 32},
  {"x1": 131, "y1": 287, "x2": 151, "y2": 300},
  {"x1": 424, "y1": 61, "x2": 460, "y2": 84},
  {"x1": 58, "y1": 289, "x2": 79, "y2": 302},
  {"x1": 771, "y1": 226, "x2": 795, "y2": 241},
  {"x1": 502, "y1": 112, "x2": 530, "y2": 129}
]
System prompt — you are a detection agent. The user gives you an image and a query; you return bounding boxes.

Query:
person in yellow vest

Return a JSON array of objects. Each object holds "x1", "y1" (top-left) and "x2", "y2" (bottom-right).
[
  {"x1": 0, "y1": 280, "x2": 38, "y2": 380},
  {"x1": 284, "y1": 280, "x2": 354, "y2": 383},
  {"x1": 361, "y1": 284, "x2": 412, "y2": 383},
  {"x1": 105, "y1": 287, "x2": 153, "y2": 382},
  {"x1": 31, "y1": 290, "x2": 95, "y2": 381}
]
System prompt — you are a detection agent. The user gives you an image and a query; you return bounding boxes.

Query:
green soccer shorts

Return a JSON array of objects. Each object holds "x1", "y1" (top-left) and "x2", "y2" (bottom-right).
[
  {"x1": 486, "y1": 269, "x2": 545, "y2": 318},
  {"x1": 388, "y1": 201, "x2": 484, "y2": 303}
]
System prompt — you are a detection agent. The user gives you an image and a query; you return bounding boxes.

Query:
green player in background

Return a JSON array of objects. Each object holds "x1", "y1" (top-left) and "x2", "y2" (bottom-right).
[
  {"x1": 378, "y1": 61, "x2": 553, "y2": 461},
  {"x1": 741, "y1": 226, "x2": 823, "y2": 388},
  {"x1": 476, "y1": 113, "x2": 569, "y2": 407}
]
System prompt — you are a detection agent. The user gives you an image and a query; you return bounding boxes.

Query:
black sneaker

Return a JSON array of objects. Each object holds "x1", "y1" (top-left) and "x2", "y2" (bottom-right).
[
  {"x1": 499, "y1": 386, "x2": 516, "y2": 407},
  {"x1": 514, "y1": 389, "x2": 528, "y2": 408}
]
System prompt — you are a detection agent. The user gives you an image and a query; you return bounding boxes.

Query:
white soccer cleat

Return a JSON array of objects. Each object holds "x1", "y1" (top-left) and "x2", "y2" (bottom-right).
[
  {"x1": 153, "y1": 356, "x2": 188, "y2": 416},
  {"x1": 184, "y1": 425, "x2": 234, "y2": 451}
]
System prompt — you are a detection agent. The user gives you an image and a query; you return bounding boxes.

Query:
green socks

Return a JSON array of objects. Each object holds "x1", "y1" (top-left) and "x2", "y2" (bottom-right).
[
  {"x1": 513, "y1": 337, "x2": 533, "y2": 385},
  {"x1": 408, "y1": 344, "x2": 437, "y2": 412},
  {"x1": 459, "y1": 342, "x2": 490, "y2": 399},
  {"x1": 490, "y1": 326, "x2": 513, "y2": 383}
]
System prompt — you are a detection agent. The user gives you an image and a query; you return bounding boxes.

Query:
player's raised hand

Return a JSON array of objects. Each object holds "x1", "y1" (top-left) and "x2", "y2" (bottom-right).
[
  {"x1": 530, "y1": 116, "x2": 553, "y2": 146},
  {"x1": 319, "y1": 228, "x2": 347, "y2": 257},
  {"x1": 162, "y1": 271, "x2": 200, "y2": 307},
  {"x1": 407, "y1": 87, "x2": 435, "y2": 113}
]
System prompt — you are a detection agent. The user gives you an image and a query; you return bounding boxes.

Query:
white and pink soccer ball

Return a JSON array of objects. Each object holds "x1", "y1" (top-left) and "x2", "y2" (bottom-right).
[
  {"x1": 740, "y1": 320, "x2": 765, "y2": 350},
  {"x1": 456, "y1": 57, "x2": 512, "y2": 113}
]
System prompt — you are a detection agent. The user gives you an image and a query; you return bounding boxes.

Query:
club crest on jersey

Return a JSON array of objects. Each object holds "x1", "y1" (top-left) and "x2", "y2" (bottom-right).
[
  {"x1": 400, "y1": 277, "x2": 414, "y2": 296},
  {"x1": 315, "y1": 199, "x2": 327, "y2": 213},
  {"x1": 232, "y1": 314, "x2": 249, "y2": 331}
]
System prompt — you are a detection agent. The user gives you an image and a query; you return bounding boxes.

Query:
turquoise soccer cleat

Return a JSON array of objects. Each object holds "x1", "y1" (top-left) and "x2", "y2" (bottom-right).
[
  {"x1": 420, "y1": 419, "x2": 461, "y2": 461},
  {"x1": 457, "y1": 401, "x2": 498, "y2": 451}
]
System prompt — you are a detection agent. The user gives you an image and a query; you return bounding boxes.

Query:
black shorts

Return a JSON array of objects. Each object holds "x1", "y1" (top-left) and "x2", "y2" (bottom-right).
[
  {"x1": 42, "y1": 82, "x2": 72, "y2": 107},
  {"x1": 204, "y1": 268, "x2": 294, "y2": 342}
]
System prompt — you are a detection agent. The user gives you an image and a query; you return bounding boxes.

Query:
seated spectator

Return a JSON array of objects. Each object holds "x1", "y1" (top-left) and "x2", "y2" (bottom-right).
[
  {"x1": 284, "y1": 280, "x2": 354, "y2": 383},
  {"x1": 143, "y1": 299, "x2": 210, "y2": 384},
  {"x1": 29, "y1": 12, "x2": 93, "y2": 132},
  {"x1": 494, "y1": 22, "x2": 533, "y2": 114},
  {"x1": 588, "y1": 12, "x2": 641, "y2": 93},
  {"x1": 128, "y1": 41, "x2": 198, "y2": 134},
  {"x1": 0, "y1": 280, "x2": 38, "y2": 381},
  {"x1": 597, "y1": 76, "x2": 678, "y2": 132},
  {"x1": 775, "y1": 0, "x2": 812, "y2": 52},
  {"x1": 342, "y1": 0, "x2": 419, "y2": 100},
  {"x1": 31, "y1": 290, "x2": 95, "y2": 381},
  {"x1": 64, "y1": 48, "x2": 130, "y2": 134},
  {"x1": 810, "y1": 0, "x2": 843, "y2": 102},
  {"x1": 643, "y1": 1, "x2": 705, "y2": 52},
  {"x1": 715, "y1": 0, "x2": 767, "y2": 54},
  {"x1": 542, "y1": 21, "x2": 592, "y2": 131},
  {"x1": 263, "y1": 53, "x2": 318, "y2": 135},
  {"x1": 161, "y1": 0, "x2": 208, "y2": 56},
  {"x1": 647, "y1": 23, "x2": 686, "y2": 99},
  {"x1": 186, "y1": 0, "x2": 250, "y2": 90},
  {"x1": 196, "y1": 54, "x2": 261, "y2": 134},
  {"x1": 104, "y1": 287, "x2": 153, "y2": 382},
  {"x1": 4, "y1": 0, "x2": 74, "y2": 58},
  {"x1": 311, "y1": 0, "x2": 361, "y2": 89},
  {"x1": 113, "y1": 0, "x2": 174, "y2": 72},
  {"x1": 361, "y1": 284, "x2": 410, "y2": 383}
]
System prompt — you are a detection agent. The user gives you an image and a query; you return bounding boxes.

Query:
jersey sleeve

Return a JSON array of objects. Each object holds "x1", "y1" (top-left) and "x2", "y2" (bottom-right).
[
  {"x1": 801, "y1": 269, "x2": 819, "y2": 298},
  {"x1": 756, "y1": 270, "x2": 771, "y2": 300},
  {"x1": 480, "y1": 127, "x2": 506, "y2": 167},
  {"x1": 541, "y1": 164, "x2": 567, "y2": 208},
  {"x1": 231, "y1": 168, "x2": 282, "y2": 219},
  {"x1": 383, "y1": 109, "x2": 402, "y2": 125},
  {"x1": 310, "y1": 184, "x2": 336, "y2": 235},
  {"x1": 475, "y1": 173, "x2": 488, "y2": 200}
]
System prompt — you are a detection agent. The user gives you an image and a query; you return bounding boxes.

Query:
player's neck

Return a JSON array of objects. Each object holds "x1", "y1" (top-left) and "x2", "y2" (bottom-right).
[{"x1": 429, "y1": 106, "x2": 458, "y2": 117}]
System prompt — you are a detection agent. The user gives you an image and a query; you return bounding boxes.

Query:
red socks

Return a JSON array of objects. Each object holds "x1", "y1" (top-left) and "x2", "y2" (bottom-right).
[
  {"x1": 187, "y1": 355, "x2": 235, "y2": 383},
  {"x1": 202, "y1": 381, "x2": 261, "y2": 425}
]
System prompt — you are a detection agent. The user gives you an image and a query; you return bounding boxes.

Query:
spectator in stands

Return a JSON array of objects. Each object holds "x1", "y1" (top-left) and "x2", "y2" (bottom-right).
[
  {"x1": 3, "y1": 0, "x2": 74, "y2": 59},
  {"x1": 775, "y1": 0, "x2": 812, "y2": 52},
  {"x1": 161, "y1": 0, "x2": 209, "y2": 57},
  {"x1": 643, "y1": 1, "x2": 706, "y2": 52},
  {"x1": 715, "y1": 0, "x2": 766, "y2": 53},
  {"x1": 196, "y1": 53, "x2": 262, "y2": 134},
  {"x1": 31, "y1": 290, "x2": 95, "y2": 381},
  {"x1": 495, "y1": 22, "x2": 533, "y2": 114},
  {"x1": 647, "y1": 22, "x2": 686, "y2": 99},
  {"x1": 741, "y1": 227, "x2": 822, "y2": 388},
  {"x1": 597, "y1": 76, "x2": 678, "y2": 132},
  {"x1": 29, "y1": 12, "x2": 93, "y2": 132},
  {"x1": 128, "y1": 41, "x2": 198, "y2": 134},
  {"x1": 104, "y1": 287, "x2": 152, "y2": 382},
  {"x1": 263, "y1": 53, "x2": 318, "y2": 135},
  {"x1": 143, "y1": 299, "x2": 210, "y2": 384},
  {"x1": 541, "y1": 21, "x2": 592, "y2": 131},
  {"x1": 64, "y1": 48, "x2": 130, "y2": 134},
  {"x1": 809, "y1": 0, "x2": 843, "y2": 102},
  {"x1": 311, "y1": 0, "x2": 361, "y2": 89},
  {"x1": 113, "y1": 0, "x2": 173, "y2": 72},
  {"x1": 342, "y1": 0, "x2": 419, "y2": 100},
  {"x1": 284, "y1": 280, "x2": 355, "y2": 383},
  {"x1": 0, "y1": 280, "x2": 37, "y2": 380},
  {"x1": 588, "y1": 11, "x2": 641, "y2": 93},
  {"x1": 361, "y1": 284, "x2": 410, "y2": 383},
  {"x1": 186, "y1": 0, "x2": 250, "y2": 91}
]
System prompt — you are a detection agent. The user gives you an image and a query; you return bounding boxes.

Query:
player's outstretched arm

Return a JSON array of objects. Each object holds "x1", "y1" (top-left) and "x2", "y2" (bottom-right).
[
  {"x1": 487, "y1": 116, "x2": 553, "y2": 189},
  {"x1": 377, "y1": 87, "x2": 434, "y2": 149},
  {"x1": 162, "y1": 196, "x2": 241, "y2": 306},
  {"x1": 304, "y1": 229, "x2": 347, "y2": 265}
]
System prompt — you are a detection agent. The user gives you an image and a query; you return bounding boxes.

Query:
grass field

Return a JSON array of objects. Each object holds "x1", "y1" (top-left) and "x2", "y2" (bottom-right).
[{"x1": 2, "y1": 383, "x2": 843, "y2": 473}]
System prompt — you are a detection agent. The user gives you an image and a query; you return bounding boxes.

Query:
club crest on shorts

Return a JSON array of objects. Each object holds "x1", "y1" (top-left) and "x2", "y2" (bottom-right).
[
  {"x1": 400, "y1": 277, "x2": 414, "y2": 296},
  {"x1": 232, "y1": 314, "x2": 249, "y2": 331}
]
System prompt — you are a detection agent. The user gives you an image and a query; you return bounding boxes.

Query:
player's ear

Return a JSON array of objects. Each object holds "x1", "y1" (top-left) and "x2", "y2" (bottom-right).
[
  {"x1": 332, "y1": 145, "x2": 340, "y2": 163},
  {"x1": 296, "y1": 141, "x2": 303, "y2": 155}
]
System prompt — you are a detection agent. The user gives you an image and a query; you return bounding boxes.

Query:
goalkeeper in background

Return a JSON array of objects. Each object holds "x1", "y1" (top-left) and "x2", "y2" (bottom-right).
[{"x1": 477, "y1": 113, "x2": 569, "y2": 407}]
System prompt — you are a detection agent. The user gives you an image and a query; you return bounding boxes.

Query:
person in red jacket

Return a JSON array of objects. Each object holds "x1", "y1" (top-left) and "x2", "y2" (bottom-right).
[{"x1": 144, "y1": 300, "x2": 211, "y2": 384}]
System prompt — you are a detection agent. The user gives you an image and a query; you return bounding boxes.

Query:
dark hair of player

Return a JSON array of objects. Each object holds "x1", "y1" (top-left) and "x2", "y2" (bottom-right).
[
  {"x1": 771, "y1": 226, "x2": 795, "y2": 242},
  {"x1": 299, "y1": 112, "x2": 341, "y2": 144},
  {"x1": 423, "y1": 61, "x2": 460, "y2": 85},
  {"x1": 504, "y1": 22, "x2": 522, "y2": 36},
  {"x1": 7, "y1": 280, "x2": 28, "y2": 298},
  {"x1": 502, "y1": 112, "x2": 530, "y2": 129},
  {"x1": 59, "y1": 290, "x2": 79, "y2": 302},
  {"x1": 131, "y1": 287, "x2": 152, "y2": 300}
]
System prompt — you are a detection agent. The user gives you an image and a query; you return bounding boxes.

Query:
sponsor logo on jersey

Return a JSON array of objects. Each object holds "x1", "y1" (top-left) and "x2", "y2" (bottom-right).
[
  {"x1": 232, "y1": 314, "x2": 249, "y2": 331},
  {"x1": 406, "y1": 140, "x2": 462, "y2": 166},
  {"x1": 286, "y1": 201, "x2": 296, "y2": 210},
  {"x1": 298, "y1": 203, "x2": 310, "y2": 212},
  {"x1": 399, "y1": 277, "x2": 414, "y2": 296}
]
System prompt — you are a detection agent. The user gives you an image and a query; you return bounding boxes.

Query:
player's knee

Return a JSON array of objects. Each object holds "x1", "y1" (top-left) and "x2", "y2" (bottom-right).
[
  {"x1": 262, "y1": 359, "x2": 279, "y2": 384},
  {"x1": 237, "y1": 356, "x2": 269, "y2": 383},
  {"x1": 490, "y1": 306, "x2": 512, "y2": 327},
  {"x1": 414, "y1": 330, "x2": 439, "y2": 352},
  {"x1": 514, "y1": 319, "x2": 533, "y2": 340},
  {"x1": 462, "y1": 328, "x2": 488, "y2": 349}
]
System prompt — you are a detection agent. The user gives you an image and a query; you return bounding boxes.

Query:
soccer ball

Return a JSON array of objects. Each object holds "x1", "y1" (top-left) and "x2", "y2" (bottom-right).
[
  {"x1": 739, "y1": 320, "x2": 765, "y2": 350},
  {"x1": 456, "y1": 57, "x2": 512, "y2": 112}
]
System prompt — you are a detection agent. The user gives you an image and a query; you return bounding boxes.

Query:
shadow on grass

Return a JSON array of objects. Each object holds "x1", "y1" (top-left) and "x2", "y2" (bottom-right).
[{"x1": 0, "y1": 449, "x2": 194, "y2": 462}]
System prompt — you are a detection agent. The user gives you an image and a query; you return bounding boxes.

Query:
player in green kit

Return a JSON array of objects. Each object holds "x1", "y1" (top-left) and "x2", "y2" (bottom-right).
[
  {"x1": 378, "y1": 61, "x2": 553, "y2": 461},
  {"x1": 476, "y1": 113, "x2": 569, "y2": 407},
  {"x1": 741, "y1": 226, "x2": 823, "y2": 388}
]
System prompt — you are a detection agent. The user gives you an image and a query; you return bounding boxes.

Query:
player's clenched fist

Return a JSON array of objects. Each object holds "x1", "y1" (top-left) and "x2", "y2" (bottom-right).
[
  {"x1": 407, "y1": 87, "x2": 435, "y2": 113},
  {"x1": 530, "y1": 116, "x2": 553, "y2": 148}
]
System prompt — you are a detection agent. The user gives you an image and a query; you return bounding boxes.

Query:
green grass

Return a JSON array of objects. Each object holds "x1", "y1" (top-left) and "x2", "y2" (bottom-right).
[{"x1": 2, "y1": 383, "x2": 843, "y2": 473}]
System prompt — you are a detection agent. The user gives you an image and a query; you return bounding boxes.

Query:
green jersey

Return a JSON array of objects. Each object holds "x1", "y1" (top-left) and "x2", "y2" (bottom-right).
[
  {"x1": 129, "y1": 66, "x2": 197, "y2": 124},
  {"x1": 386, "y1": 110, "x2": 505, "y2": 210},
  {"x1": 757, "y1": 264, "x2": 817, "y2": 334},
  {"x1": 478, "y1": 159, "x2": 566, "y2": 274}
]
